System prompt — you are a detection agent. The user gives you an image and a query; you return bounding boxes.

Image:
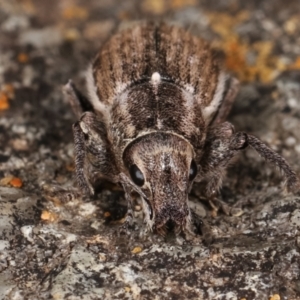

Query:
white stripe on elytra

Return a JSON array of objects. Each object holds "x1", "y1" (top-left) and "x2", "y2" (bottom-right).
[
  {"x1": 85, "y1": 64, "x2": 111, "y2": 123},
  {"x1": 202, "y1": 72, "x2": 227, "y2": 122}
]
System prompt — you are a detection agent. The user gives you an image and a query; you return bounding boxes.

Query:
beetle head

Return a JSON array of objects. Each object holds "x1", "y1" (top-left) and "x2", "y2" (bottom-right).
[{"x1": 122, "y1": 132, "x2": 197, "y2": 235}]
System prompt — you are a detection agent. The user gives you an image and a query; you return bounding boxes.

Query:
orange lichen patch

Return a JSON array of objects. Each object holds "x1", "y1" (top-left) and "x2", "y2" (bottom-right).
[
  {"x1": 170, "y1": 0, "x2": 197, "y2": 9},
  {"x1": 208, "y1": 11, "x2": 250, "y2": 38},
  {"x1": 0, "y1": 84, "x2": 15, "y2": 111},
  {"x1": 41, "y1": 210, "x2": 57, "y2": 222},
  {"x1": 0, "y1": 93, "x2": 9, "y2": 110},
  {"x1": 63, "y1": 28, "x2": 81, "y2": 41},
  {"x1": 142, "y1": 0, "x2": 197, "y2": 14},
  {"x1": 104, "y1": 212, "x2": 111, "y2": 218},
  {"x1": 269, "y1": 294, "x2": 280, "y2": 300},
  {"x1": 288, "y1": 56, "x2": 300, "y2": 70},
  {"x1": 131, "y1": 246, "x2": 142, "y2": 254},
  {"x1": 62, "y1": 6, "x2": 88, "y2": 20},
  {"x1": 17, "y1": 53, "x2": 29, "y2": 63},
  {"x1": 124, "y1": 287, "x2": 131, "y2": 292},
  {"x1": 0, "y1": 176, "x2": 23, "y2": 188},
  {"x1": 207, "y1": 11, "x2": 290, "y2": 82},
  {"x1": 208, "y1": 12, "x2": 255, "y2": 81},
  {"x1": 220, "y1": 36, "x2": 249, "y2": 80},
  {"x1": 9, "y1": 177, "x2": 23, "y2": 188},
  {"x1": 141, "y1": 0, "x2": 167, "y2": 14}
]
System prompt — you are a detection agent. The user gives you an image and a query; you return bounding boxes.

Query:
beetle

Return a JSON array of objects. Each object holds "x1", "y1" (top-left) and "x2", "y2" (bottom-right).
[{"x1": 63, "y1": 22, "x2": 299, "y2": 235}]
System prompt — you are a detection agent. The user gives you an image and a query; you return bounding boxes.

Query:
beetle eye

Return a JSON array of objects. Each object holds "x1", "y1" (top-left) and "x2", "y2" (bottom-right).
[
  {"x1": 189, "y1": 159, "x2": 197, "y2": 181},
  {"x1": 129, "y1": 164, "x2": 145, "y2": 186}
]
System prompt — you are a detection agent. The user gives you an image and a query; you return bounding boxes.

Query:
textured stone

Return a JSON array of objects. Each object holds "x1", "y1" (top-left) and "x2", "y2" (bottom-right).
[{"x1": 0, "y1": 0, "x2": 300, "y2": 299}]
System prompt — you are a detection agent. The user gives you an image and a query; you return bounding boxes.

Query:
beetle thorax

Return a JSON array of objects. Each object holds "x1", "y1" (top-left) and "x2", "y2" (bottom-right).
[{"x1": 107, "y1": 72, "x2": 206, "y2": 166}]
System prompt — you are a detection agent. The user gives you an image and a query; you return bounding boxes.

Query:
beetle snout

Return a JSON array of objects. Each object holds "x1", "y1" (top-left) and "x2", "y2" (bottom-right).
[{"x1": 154, "y1": 203, "x2": 189, "y2": 235}]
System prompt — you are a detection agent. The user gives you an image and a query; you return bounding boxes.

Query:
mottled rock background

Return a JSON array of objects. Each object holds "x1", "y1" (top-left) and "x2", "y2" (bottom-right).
[{"x1": 1, "y1": 0, "x2": 300, "y2": 299}]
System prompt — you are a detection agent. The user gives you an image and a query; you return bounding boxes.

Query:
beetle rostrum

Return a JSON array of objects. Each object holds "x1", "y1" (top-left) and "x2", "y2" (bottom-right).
[{"x1": 63, "y1": 22, "x2": 299, "y2": 235}]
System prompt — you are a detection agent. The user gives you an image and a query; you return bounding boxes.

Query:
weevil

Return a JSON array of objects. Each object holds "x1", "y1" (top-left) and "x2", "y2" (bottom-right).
[{"x1": 63, "y1": 22, "x2": 299, "y2": 235}]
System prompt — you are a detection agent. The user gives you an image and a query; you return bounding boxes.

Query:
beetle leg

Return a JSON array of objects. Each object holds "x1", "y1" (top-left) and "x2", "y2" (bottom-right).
[
  {"x1": 73, "y1": 111, "x2": 118, "y2": 198},
  {"x1": 198, "y1": 122, "x2": 299, "y2": 199},
  {"x1": 118, "y1": 172, "x2": 151, "y2": 234},
  {"x1": 198, "y1": 122, "x2": 239, "y2": 197},
  {"x1": 73, "y1": 121, "x2": 95, "y2": 197},
  {"x1": 41, "y1": 183, "x2": 81, "y2": 204},
  {"x1": 63, "y1": 80, "x2": 94, "y2": 118}
]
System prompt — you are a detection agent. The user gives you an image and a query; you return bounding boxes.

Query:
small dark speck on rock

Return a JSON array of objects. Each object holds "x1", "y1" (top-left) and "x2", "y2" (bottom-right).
[{"x1": 0, "y1": 154, "x2": 10, "y2": 162}]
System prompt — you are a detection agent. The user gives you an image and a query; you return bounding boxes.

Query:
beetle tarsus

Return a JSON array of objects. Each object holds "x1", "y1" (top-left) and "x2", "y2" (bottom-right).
[{"x1": 41, "y1": 183, "x2": 81, "y2": 203}]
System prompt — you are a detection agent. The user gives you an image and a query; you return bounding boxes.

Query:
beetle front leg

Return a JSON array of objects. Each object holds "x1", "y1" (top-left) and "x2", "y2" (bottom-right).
[
  {"x1": 118, "y1": 173, "x2": 148, "y2": 235},
  {"x1": 73, "y1": 121, "x2": 95, "y2": 197},
  {"x1": 63, "y1": 80, "x2": 93, "y2": 118},
  {"x1": 197, "y1": 122, "x2": 243, "y2": 197},
  {"x1": 198, "y1": 122, "x2": 299, "y2": 203},
  {"x1": 73, "y1": 111, "x2": 118, "y2": 198}
]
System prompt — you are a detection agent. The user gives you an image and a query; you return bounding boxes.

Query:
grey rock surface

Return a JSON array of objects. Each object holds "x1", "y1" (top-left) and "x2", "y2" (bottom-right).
[{"x1": 0, "y1": 0, "x2": 300, "y2": 299}]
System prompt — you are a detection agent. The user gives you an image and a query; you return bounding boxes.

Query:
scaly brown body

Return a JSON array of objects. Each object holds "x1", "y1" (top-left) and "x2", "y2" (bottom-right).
[{"x1": 64, "y1": 22, "x2": 299, "y2": 235}]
